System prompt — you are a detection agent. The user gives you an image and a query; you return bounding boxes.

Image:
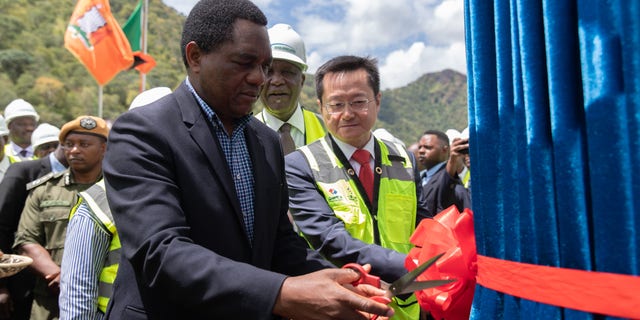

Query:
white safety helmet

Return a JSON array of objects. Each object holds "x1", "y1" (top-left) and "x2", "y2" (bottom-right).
[
  {"x1": 0, "y1": 115, "x2": 8, "y2": 137},
  {"x1": 268, "y1": 23, "x2": 307, "y2": 71},
  {"x1": 460, "y1": 127, "x2": 469, "y2": 140},
  {"x1": 129, "y1": 87, "x2": 172, "y2": 110},
  {"x1": 445, "y1": 129, "x2": 462, "y2": 144},
  {"x1": 31, "y1": 123, "x2": 61, "y2": 150},
  {"x1": 4, "y1": 99, "x2": 39, "y2": 124},
  {"x1": 373, "y1": 128, "x2": 406, "y2": 148}
]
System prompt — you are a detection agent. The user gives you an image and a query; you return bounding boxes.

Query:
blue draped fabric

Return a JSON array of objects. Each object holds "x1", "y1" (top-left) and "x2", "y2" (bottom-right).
[{"x1": 464, "y1": 0, "x2": 639, "y2": 319}]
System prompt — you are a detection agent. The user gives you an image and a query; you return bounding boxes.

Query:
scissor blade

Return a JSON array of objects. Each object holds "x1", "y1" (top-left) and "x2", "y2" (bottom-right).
[
  {"x1": 389, "y1": 252, "x2": 445, "y2": 293},
  {"x1": 393, "y1": 279, "x2": 456, "y2": 295}
]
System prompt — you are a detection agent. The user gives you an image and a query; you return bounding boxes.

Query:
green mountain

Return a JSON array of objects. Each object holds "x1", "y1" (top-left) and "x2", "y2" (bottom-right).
[
  {"x1": 0, "y1": 0, "x2": 186, "y2": 123},
  {"x1": 0, "y1": 0, "x2": 467, "y2": 145}
]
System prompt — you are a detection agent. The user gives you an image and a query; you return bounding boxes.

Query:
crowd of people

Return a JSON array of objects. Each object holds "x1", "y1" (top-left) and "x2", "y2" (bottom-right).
[{"x1": 0, "y1": 0, "x2": 471, "y2": 319}]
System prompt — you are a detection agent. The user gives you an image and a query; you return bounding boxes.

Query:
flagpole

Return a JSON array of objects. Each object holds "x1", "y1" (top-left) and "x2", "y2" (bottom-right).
[
  {"x1": 140, "y1": 0, "x2": 149, "y2": 92},
  {"x1": 98, "y1": 85, "x2": 104, "y2": 118}
]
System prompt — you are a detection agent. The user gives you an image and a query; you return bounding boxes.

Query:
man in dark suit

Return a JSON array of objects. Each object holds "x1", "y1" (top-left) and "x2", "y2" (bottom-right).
[
  {"x1": 102, "y1": 1, "x2": 393, "y2": 319},
  {"x1": 0, "y1": 145, "x2": 67, "y2": 320},
  {"x1": 417, "y1": 130, "x2": 471, "y2": 216}
]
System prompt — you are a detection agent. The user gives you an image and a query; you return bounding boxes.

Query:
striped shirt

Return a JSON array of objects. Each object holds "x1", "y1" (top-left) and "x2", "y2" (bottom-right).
[
  {"x1": 185, "y1": 78, "x2": 256, "y2": 243},
  {"x1": 60, "y1": 202, "x2": 110, "y2": 320}
]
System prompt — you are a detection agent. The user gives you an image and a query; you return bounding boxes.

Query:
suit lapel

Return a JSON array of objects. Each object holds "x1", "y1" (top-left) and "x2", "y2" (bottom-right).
[
  {"x1": 245, "y1": 121, "x2": 274, "y2": 253},
  {"x1": 174, "y1": 84, "x2": 244, "y2": 226}
]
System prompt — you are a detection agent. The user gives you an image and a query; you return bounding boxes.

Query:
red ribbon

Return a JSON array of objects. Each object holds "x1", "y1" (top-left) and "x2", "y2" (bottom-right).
[
  {"x1": 406, "y1": 206, "x2": 640, "y2": 320},
  {"x1": 406, "y1": 206, "x2": 477, "y2": 320}
]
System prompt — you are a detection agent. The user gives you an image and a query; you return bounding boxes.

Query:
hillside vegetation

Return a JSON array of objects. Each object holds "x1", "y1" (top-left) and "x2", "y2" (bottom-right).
[{"x1": 0, "y1": 0, "x2": 468, "y2": 145}]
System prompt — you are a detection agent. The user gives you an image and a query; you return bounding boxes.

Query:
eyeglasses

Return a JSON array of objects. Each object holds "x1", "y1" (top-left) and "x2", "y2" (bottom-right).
[{"x1": 324, "y1": 98, "x2": 374, "y2": 115}]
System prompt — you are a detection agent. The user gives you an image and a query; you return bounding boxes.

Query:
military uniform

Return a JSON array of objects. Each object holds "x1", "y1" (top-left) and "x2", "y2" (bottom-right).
[{"x1": 13, "y1": 169, "x2": 99, "y2": 320}]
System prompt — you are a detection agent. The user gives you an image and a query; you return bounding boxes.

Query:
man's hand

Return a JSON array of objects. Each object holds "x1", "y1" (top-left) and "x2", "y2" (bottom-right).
[
  {"x1": 45, "y1": 271, "x2": 60, "y2": 295},
  {"x1": 273, "y1": 268, "x2": 394, "y2": 320},
  {"x1": 447, "y1": 138, "x2": 469, "y2": 178},
  {"x1": 17, "y1": 243, "x2": 60, "y2": 295}
]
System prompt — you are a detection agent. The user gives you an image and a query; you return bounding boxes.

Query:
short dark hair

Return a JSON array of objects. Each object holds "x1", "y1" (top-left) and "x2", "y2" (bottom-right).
[
  {"x1": 421, "y1": 130, "x2": 449, "y2": 146},
  {"x1": 315, "y1": 55, "x2": 380, "y2": 101},
  {"x1": 180, "y1": 0, "x2": 268, "y2": 68}
]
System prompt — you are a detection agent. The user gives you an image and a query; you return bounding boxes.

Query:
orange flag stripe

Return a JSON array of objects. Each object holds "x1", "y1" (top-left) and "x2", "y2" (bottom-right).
[{"x1": 64, "y1": 0, "x2": 133, "y2": 85}]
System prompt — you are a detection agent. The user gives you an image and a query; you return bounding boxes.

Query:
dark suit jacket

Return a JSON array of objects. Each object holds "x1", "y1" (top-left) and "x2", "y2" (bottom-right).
[
  {"x1": 103, "y1": 83, "x2": 331, "y2": 320},
  {"x1": 422, "y1": 164, "x2": 471, "y2": 217},
  {"x1": 0, "y1": 156, "x2": 52, "y2": 252}
]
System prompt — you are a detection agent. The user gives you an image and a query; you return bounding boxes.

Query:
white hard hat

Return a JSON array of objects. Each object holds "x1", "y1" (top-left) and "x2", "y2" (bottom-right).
[
  {"x1": 129, "y1": 87, "x2": 172, "y2": 110},
  {"x1": 268, "y1": 24, "x2": 307, "y2": 71},
  {"x1": 0, "y1": 115, "x2": 8, "y2": 136},
  {"x1": 445, "y1": 129, "x2": 462, "y2": 144},
  {"x1": 4, "y1": 99, "x2": 39, "y2": 124},
  {"x1": 31, "y1": 123, "x2": 60, "y2": 150},
  {"x1": 373, "y1": 128, "x2": 406, "y2": 148},
  {"x1": 460, "y1": 127, "x2": 469, "y2": 140}
]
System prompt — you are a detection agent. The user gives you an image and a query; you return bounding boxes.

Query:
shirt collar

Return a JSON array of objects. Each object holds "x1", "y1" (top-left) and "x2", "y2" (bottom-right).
[
  {"x1": 184, "y1": 77, "x2": 253, "y2": 131},
  {"x1": 333, "y1": 133, "x2": 376, "y2": 160},
  {"x1": 49, "y1": 152, "x2": 66, "y2": 173},
  {"x1": 426, "y1": 161, "x2": 446, "y2": 178},
  {"x1": 261, "y1": 104, "x2": 305, "y2": 133},
  {"x1": 10, "y1": 141, "x2": 33, "y2": 155}
]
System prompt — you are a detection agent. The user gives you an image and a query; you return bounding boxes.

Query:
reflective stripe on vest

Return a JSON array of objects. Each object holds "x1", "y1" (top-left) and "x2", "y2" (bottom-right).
[
  {"x1": 463, "y1": 168, "x2": 471, "y2": 188},
  {"x1": 74, "y1": 179, "x2": 120, "y2": 313},
  {"x1": 299, "y1": 135, "x2": 417, "y2": 253},
  {"x1": 301, "y1": 109, "x2": 326, "y2": 144},
  {"x1": 299, "y1": 136, "x2": 419, "y2": 320},
  {"x1": 4, "y1": 144, "x2": 33, "y2": 163}
]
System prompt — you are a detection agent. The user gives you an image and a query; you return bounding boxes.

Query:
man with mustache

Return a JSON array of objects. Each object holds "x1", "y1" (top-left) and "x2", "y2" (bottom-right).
[{"x1": 256, "y1": 23, "x2": 326, "y2": 155}]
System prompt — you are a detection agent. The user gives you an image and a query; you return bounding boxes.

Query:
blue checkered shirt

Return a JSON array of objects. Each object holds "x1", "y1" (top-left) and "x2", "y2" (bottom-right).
[{"x1": 185, "y1": 78, "x2": 256, "y2": 243}]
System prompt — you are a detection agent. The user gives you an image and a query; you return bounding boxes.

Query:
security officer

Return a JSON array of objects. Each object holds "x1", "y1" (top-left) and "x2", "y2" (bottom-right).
[
  {"x1": 3, "y1": 99, "x2": 39, "y2": 162},
  {"x1": 285, "y1": 56, "x2": 429, "y2": 320},
  {"x1": 59, "y1": 89, "x2": 167, "y2": 319},
  {"x1": 13, "y1": 116, "x2": 108, "y2": 320},
  {"x1": 256, "y1": 23, "x2": 326, "y2": 155}
]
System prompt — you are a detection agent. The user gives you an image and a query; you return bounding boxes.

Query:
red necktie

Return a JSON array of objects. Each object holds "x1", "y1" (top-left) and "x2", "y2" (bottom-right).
[{"x1": 352, "y1": 149, "x2": 373, "y2": 202}]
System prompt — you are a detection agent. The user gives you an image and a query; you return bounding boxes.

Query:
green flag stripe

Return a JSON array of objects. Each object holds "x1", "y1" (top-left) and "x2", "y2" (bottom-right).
[{"x1": 123, "y1": 0, "x2": 143, "y2": 52}]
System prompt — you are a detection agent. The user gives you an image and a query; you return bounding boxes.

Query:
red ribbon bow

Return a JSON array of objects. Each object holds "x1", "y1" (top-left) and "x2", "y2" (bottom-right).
[{"x1": 406, "y1": 206, "x2": 477, "y2": 320}]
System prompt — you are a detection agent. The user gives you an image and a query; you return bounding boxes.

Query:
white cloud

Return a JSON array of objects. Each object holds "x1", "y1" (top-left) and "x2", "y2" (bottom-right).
[
  {"x1": 379, "y1": 41, "x2": 466, "y2": 89},
  {"x1": 161, "y1": 0, "x2": 467, "y2": 89}
]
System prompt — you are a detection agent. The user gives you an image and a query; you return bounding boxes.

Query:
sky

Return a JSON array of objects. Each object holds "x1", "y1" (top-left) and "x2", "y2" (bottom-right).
[{"x1": 161, "y1": 0, "x2": 467, "y2": 90}]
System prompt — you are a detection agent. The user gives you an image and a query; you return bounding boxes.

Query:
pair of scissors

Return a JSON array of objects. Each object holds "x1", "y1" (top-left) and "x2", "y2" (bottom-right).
[{"x1": 343, "y1": 252, "x2": 455, "y2": 320}]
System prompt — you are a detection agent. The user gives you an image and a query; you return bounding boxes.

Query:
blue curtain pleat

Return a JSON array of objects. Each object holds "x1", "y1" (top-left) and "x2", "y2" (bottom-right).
[
  {"x1": 515, "y1": 1, "x2": 560, "y2": 316},
  {"x1": 464, "y1": 0, "x2": 504, "y2": 316},
  {"x1": 622, "y1": 0, "x2": 640, "y2": 266},
  {"x1": 465, "y1": 0, "x2": 639, "y2": 318},
  {"x1": 543, "y1": 1, "x2": 593, "y2": 318},
  {"x1": 578, "y1": 0, "x2": 637, "y2": 278}
]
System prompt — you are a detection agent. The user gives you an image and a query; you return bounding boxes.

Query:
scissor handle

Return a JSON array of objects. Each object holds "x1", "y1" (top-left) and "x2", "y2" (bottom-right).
[
  {"x1": 342, "y1": 263, "x2": 381, "y2": 288},
  {"x1": 370, "y1": 296, "x2": 392, "y2": 320}
]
